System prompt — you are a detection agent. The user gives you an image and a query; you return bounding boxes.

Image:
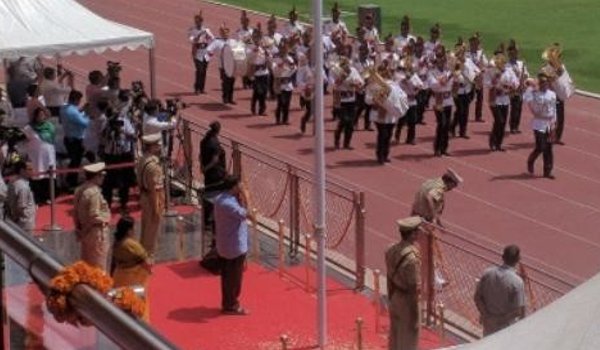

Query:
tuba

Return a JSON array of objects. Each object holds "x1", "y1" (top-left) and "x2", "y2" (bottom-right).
[
  {"x1": 361, "y1": 66, "x2": 391, "y2": 106},
  {"x1": 541, "y1": 43, "x2": 562, "y2": 80}
]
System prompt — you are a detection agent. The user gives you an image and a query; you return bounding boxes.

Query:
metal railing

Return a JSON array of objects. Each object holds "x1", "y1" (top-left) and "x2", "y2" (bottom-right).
[
  {"x1": 0, "y1": 219, "x2": 179, "y2": 350},
  {"x1": 177, "y1": 117, "x2": 368, "y2": 289}
]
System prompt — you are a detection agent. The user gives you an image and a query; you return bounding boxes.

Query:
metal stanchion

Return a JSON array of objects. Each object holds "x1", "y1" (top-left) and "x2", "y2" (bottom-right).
[
  {"x1": 373, "y1": 269, "x2": 381, "y2": 333},
  {"x1": 278, "y1": 220, "x2": 285, "y2": 278},
  {"x1": 43, "y1": 166, "x2": 62, "y2": 232},
  {"x1": 251, "y1": 208, "x2": 259, "y2": 260},
  {"x1": 426, "y1": 231, "x2": 435, "y2": 326},
  {"x1": 354, "y1": 192, "x2": 366, "y2": 290},
  {"x1": 163, "y1": 157, "x2": 178, "y2": 218},
  {"x1": 305, "y1": 234, "x2": 312, "y2": 292},
  {"x1": 355, "y1": 317, "x2": 364, "y2": 350},
  {"x1": 279, "y1": 334, "x2": 289, "y2": 350},
  {"x1": 437, "y1": 302, "x2": 446, "y2": 339}
]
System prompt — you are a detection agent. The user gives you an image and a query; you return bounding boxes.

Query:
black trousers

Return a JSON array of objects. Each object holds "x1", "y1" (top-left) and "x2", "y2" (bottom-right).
[
  {"x1": 509, "y1": 95, "x2": 523, "y2": 132},
  {"x1": 220, "y1": 253, "x2": 246, "y2": 311},
  {"x1": 528, "y1": 130, "x2": 553, "y2": 176},
  {"x1": 275, "y1": 90, "x2": 292, "y2": 124},
  {"x1": 267, "y1": 71, "x2": 276, "y2": 99},
  {"x1": 64, "y1": 137, "x2": 84, "y2": 189},
  {"x1": 555, "y1": 99, "x2": 565, "y2": 142},
  {"x1": 469, "y1": 88, "x2": 484, "y2": 121},
  {"x1": 415, "y1": 90, "x2": 429, "y2": 125},
  {"x1": 101, "y1": 153, "x2": 135, "y2": 207},
  {"x1": 194, "y1": 59, "x2": 208, "y2": 93},
  {"x1": 300, "y1": 97, "x2": 312, "y2": 133},
  {"x1": 434, "y1": 106, "x2": 452, "y2": 155},
  {"x1": 355, "y1": 92, "x2": 372, "y2": 130},
  {"x1": 489, "y1": 105, "x2": 509, "y2": 150},
  {"x1": 30, "y1": 178, "x2": 51, "y2": 204},
  {"x1": 375, "y1": 122, "x2": 394, "y2": 163},
  {"x1": 251, "y1": 75, "x2": 268, "y2": 115},
  {"x1": 395, "y1": 106, "x2": 416, "y2": 144},
  {"x1": 334, "y1": 102, "x2": 356, "y2": 148},
  {"x1": 219, "y1": 68, "x2": 235, "y2": 103},
  {"x1": 452, "y1": 93, "x2": 471, "y2": 137}
]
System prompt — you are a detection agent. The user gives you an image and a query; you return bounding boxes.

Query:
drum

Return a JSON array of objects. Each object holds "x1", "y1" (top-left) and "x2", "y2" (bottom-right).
[
  {"x1": 222, "y1": 41, "x2": 248, "y2": 78},
  {"x1": 553, "y1": 70, "x2": 575, "y2": 100}
]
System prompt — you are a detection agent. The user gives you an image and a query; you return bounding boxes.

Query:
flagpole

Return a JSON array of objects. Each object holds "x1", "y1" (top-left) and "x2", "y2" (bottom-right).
[{"x1": 311, "y1": 0, "x2": 327, "y2": 348}]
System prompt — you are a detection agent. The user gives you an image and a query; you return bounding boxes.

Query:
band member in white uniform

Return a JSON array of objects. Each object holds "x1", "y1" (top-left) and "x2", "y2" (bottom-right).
[
  {"x1": 265, "y1": 15, "x2": 283, "y2": 100},
  {"x1": 395, "y1": 16, "x2": 416, "y2": 54},
  {"x1": 524, "y1": 73, "x2": 557, "y2": 179},
  {"x1": 450, "y1": 41, "x2": 477, "y2": 139},
  {"x1": 506, "y1": 40, "x2": 529, "y2": 134},
  {"x1": 296, "y1": 53, "x2": 315, "y2": 133},
  {"x1": 272, "y1": 40, "x2": 297, "y2": 125},
  {"x1": 428, "y1": 46, "x2": 456, "y2": 157},
  {"x1": 424, "y1": 24, "x2": 442, "y2": 58},
  {"x1": 236, "y1": 10, "x2": 255, "y2": 89},
  {"x1": 247, "y1": 25, "x2": 270, "y2": 116},
  {"x1": 361, "y1": 14, "x2": 380, "y2": 48},
  {"x1": 486, "y1": 49, "x2": 519, "y2": 151},
  {"x1": 414, "y1": 37, "x2": 431, "y2": 125},
  {"x1": 282, "y1": 6, "x2": 305, "y2": 43},
  {"x1": 207, "y1": 24, "x2": 237, "y2": 105},
  {"x1": 323, "y1": 2, "x2": 349, "y2": 41},
  {"x1": 395, "y1": 50, "x2": 423, "y2": 145},
  {"x1": 330, "y1": 56, "x2": 364, "y2": 149},
  {"x1": 367, "y1": 66, "x2": 408, "y2": 164},
  {"x1": 353, "y1": 44, "x2": 375, "y2": 131},
  {"x1": 188, "y1": 12, "x2": 214, "y2": 94},
  {"x1": 465, "y1": 33, "x2": 488, "y2": 122}
]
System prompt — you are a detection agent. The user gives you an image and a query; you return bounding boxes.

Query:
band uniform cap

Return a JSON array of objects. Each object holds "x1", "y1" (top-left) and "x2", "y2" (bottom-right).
[
  {"x1": 445, "y1": 168, "x2": 463, "y2": 184},
  {"x1": 396, "y1": 216, "x2": 424, "y2": 232},
  {"x1": 142, "y1": 133, "x2": 162, "y2": 145},
  {"x1": 83, "y1": 162, "x2": 106, "y2": 174}
]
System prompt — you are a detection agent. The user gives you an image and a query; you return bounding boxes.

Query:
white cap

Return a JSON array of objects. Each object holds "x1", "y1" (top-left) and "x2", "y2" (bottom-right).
[
  {"x1": 142, "y1": 133, "x2": 162, "y2": 145},
  {"x1": 83, "y1": 162, "x2": 106, "y2": 173}
]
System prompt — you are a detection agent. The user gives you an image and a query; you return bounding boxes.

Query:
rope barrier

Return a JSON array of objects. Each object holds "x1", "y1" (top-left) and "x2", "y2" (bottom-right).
[
  {"x1": 266, "y1": 172, "x2": 292, "y2": 219},
  {"x1": 519, "y1": 263, "x2": 539, "y2": 312}
]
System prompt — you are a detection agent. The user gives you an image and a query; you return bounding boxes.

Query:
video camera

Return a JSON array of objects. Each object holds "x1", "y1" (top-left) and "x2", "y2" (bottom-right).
[
  {"x1": 163, "y1": 98, "x2": 187, "y2": 119},
  {"x1": 107, "y1": 61, "x2": 122, "y2": 79}
]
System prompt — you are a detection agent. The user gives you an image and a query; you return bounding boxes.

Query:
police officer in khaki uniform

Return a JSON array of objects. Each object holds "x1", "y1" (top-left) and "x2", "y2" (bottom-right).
[
  {"x1": 385, "y1": 216, "x2": 424, "y2": 350},
  {"x1": 137, "y1": 133, "x2": 165, "y2": 260},
  {"x1": 73, "y1": 162, "x2": 111, "y2": 271},
  {"x1": 411, "y1": 168, "x2": 462, "y2": 226}
]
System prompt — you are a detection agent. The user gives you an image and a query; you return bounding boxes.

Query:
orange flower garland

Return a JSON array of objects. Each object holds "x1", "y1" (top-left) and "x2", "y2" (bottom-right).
[{"x1": 46, "y1": 261, "x2": 146, "y2": 326}]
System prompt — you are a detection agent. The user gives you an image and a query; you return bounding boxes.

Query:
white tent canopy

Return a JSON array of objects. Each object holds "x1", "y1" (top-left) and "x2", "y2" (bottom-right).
[
  {"x1": 0, "y1": 0, "x2": 154, "y2": 59},
  {"x1": 446, "y1": 272, "x2": 600, "y2": 350}
]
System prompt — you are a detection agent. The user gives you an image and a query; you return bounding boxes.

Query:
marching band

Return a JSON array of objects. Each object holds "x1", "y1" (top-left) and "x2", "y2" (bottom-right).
[{"x1": 187, "y1": 3, "x2": 576, "y2": 175}]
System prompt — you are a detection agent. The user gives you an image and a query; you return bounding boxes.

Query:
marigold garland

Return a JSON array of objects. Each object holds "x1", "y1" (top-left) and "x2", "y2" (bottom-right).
[{"x1": 46, "y1": 261, "x2": 145, "y2": 326}]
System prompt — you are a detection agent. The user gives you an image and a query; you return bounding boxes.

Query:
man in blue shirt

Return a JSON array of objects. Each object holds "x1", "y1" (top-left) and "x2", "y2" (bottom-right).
[
  {"x1": 60, "y1": 90, "x2": 90, "y2": 190},
  {"x1": 212, "y1": 175, "x2": 254, "y2": 315}
]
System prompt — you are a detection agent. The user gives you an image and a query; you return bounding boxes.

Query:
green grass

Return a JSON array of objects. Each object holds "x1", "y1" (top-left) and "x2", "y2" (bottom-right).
[{"x1": 216, "y1": 0, "x2": 600, "y2": 92}]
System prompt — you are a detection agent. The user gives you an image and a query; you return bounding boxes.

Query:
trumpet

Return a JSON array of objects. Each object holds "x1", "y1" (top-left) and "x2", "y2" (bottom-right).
[{"x1": 361, "y1": 66, "x2": 391, "y2": 106}]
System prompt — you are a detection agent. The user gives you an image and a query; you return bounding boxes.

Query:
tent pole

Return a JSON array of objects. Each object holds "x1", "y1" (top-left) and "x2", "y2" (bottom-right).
[{"x1": 149, "y1": 48, "x2": 156, "y2": 99}]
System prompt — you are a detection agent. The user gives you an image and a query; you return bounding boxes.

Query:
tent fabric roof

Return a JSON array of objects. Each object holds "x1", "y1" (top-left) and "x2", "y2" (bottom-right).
[
  {"x1": 445, "y1": 272, "x2": 600, "y2": 350},
  {"x1": 0, "y1": 0, "x2": 154, "y2": 60}
]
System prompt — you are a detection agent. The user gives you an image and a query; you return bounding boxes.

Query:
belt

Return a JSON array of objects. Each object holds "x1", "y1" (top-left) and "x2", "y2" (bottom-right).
[
  {"x1": 340, "y1": 91, "x2": 355, "y2": 99},
  {"x1": 196, "y1": 43, "x2": 208, "y2": 49},
  {"x1": 254, "y1": 64, "x2": 267, "y2": 70},
  {"x1": 435, "y1": 91, "x2": 452, "y2": 99},
  {"x1": 278, "y1": 77, "x2": 292, "y2": 84}
]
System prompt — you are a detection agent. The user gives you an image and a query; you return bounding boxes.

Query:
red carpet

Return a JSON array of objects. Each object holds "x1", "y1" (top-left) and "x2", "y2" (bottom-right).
[{"x1": 149, "y1": 260, "x2": 454, "y2": 349}]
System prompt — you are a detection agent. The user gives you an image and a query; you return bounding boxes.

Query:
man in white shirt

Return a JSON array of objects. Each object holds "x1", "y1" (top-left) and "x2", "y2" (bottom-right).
[
  {"x1": 39, "y1": 67, "x2": 73, "y2": 117},
  {"x1": 282, "y1": 6, "x2": 304, "y2": 41},
  {"x1": 236, "y1": 10, "x2": 254, "y2": 90},
  {"x1": 330, "y1": 57, "x2": 363, "y2": 149},
  {"x1": 189, "y1": 12, "x2": 214, "y2": 94},
  {"x1": 323, "y1": 2, "x2": 349, "y2": 41},
  {"x1": 395, "y1": 16, "x2": 415, "y2": 54},
  {"x1": 247, "y1": 27, "x2": 270, "y2": 116},
  {"x1": 142, "y1": 99, "x2": 177, "y2": 135},
  {"x1": 207, "y1": 25, "x2": 237, "y2": 105},
  {"x1": 367, "y1": 67, "x2": 408, "y2": 164},
  {"x1": 466, "y1": 33, "x2": 488, "y2": 122},
  {"x1": 428, "y1": 46, "x2": 456, "y2": 157},
  {"x1": 272, "y1": 41, "x2": 297, "y2": 125},
  {"x1": 6, "y1": 160, "x2": 36, "y2": 232},
  {"x1": 487, "y1": 51, "x2": 518, "y2": 152},
  {"x1": 296, "y1": 53, "x2": 314, "y2": 133},
  {"x1": 524, "y1": 73, "x2": 557, "y2": 179}
]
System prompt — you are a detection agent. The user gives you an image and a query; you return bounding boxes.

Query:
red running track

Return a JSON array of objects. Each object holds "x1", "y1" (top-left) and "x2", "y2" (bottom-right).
[{"x1": 67, "y1": 0, "x2": 600, "y2": 285}]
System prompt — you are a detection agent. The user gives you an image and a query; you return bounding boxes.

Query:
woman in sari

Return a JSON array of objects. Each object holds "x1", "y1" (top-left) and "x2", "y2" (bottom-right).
[{"x1": 111, "y1": 217, "x2": 152, "y2": 321}]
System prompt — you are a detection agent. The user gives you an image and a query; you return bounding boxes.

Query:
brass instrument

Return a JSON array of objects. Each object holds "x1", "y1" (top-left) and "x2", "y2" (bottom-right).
[
  {"x1": 361, "y1": 66, "x2": 391, "y2": 106},
  {"x1": 541, "y1": 43, "x2": 562, "y2": 80}
]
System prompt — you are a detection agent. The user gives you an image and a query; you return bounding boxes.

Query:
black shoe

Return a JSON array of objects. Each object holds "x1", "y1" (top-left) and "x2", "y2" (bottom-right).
[
  {"x1": 343, "y1": 145, "x2": 354, "y2": 150},
  {"x1": 527, "y1": 162, "x2": 534, "y2": 174},
  {"x1": 475, "y1": 119, "x2": 484, "y2": 123},
  {"x1": 365, "y1": 127, "x2": 374, "y2": 131},
  {"x1": 406, "y1": 140, "x2": 416, "y2": 145},
  {"x1": 555, "y1": 140, "x2": 565, "y2": 145},
  {"x1": 384, "y1": 158, "x2": 391, "y2": 163},
  {"x1": 544, "y1": 174, "x2": 556, "y2": 180},
  {"x1": 434, "y1": 151, "x2": 442, "y2": 157},
  {"x1": 460, "y1": 135, "x2": 470, "y2": 139},
  {"x1": 228, "y1": 101, "x2": 237, "y2": 105},
  {"x1": 497, "y1": 147, "x2": 507, "y2": 152},
  {"x1": 417, "y1": 121, "x2": 427, "y2": 125},
  {"x1": 442, "y1": 151, "x2": 451, "y2": 157}
]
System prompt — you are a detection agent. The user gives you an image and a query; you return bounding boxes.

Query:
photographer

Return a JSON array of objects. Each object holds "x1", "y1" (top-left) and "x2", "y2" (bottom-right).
[
  {"x1": 142, "y1": 99, "x2": 177, "y2": 136},
  {"x1": 100, "y1": 105, "x2": 136, "y2": 213}
]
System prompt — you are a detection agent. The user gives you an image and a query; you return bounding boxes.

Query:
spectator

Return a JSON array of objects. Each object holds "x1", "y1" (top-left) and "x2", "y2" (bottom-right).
[
  {"x1": 85, "y1": 70, "x2": 107, "y2": 119},
  {"x1": 212, "y1": 175, "x2": 254, "y2": 315},
  {"x1": 0, "y1": 87, "x2": 16, "y2": 126},
  {"x1": 25, "y1": 84, "x2": 48, "y2": 123},
  {"x1": 23, "y1": 107, "x2": 56, "y2": 204},
  {"x1": 100, "y1": 106, "x2": 136, "y2": 213},
  {"x1": 83, "y1": 100, "x2": 109, "y2": 163},
  {"x1": 142, "y1": 99, "x2": 176, "y2": 135},
  {"x1": 6, "y1": 58, "x2": 41, "y2": 111},
  {"x1": 6, "y1": 160, "x2": 36, "y2": 232},
  {"x1": 39, "y1": 67, "x2": 73, "y2": 118},
  {"x1": 0, "y1": 173, "x2": 6, "y2": 218},
  {"x1": 111, "y1": 216, "x2": 151, "y2": 321},
  {"x1": 61, "y1": 90, "x2": 90, "y2": 190},
  {"x1": 474, "y1": 244, "x2": 526, "y2": 336},
  {"x1": 106, "y1": 76, "x2": 121, "y2": 107}
]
